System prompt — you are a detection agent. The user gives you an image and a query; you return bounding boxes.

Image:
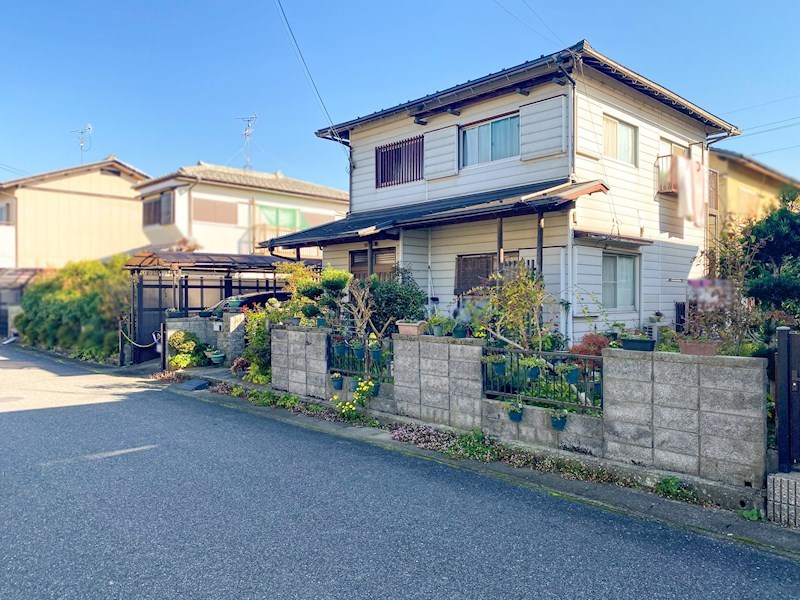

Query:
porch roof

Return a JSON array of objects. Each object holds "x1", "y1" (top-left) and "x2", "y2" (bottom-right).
[
  {"x1": 264, "y1": 179, "x2": 608, "y2": 250},
  {"x1": 124, "y1": 251, "x2": 314, "y2": 273}
]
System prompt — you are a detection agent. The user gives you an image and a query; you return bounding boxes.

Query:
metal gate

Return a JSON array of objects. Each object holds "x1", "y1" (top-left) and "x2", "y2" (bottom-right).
[{"x1": 776, "y1": 327, "x2": 800, "y2": 471}]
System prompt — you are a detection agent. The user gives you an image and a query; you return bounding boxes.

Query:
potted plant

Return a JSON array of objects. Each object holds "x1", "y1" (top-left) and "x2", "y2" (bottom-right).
[
  {"x1": 427, "y1": 313, "x2": 447, "y2": 336},
  {"x1": 452, "y1": 322, "x2": 468, "y2": 339},
  {"x1": 548, "y1": 408, "x2": 568, "y2": 431},
  {"x1": 165, "y1": 308, "x2": 185, "y2": 319},
  {"x1": 481, "y1": 353, "x2": 507, "y2": 376},
  {"x1": 368, "y1": 340, "x2": 383, "y2": 362},
  {"x1": 555, "y1": 362, "x2": 580, "y2": 385},
  {"x1": 350, "y1": 338, "x2": 366, "y2": 359},
  {"x1": 213, "y1": 309, "x2": 224, "y2": 319},
  {"x1": 300, "y1": 303, "x2": 320, "y2": 324},
  {"x1": 198, "y1": 309, "x2": 213, "y2": 318},
  {"x1": 649, "y1": 310, "x2": 664, "y2": 323},
  {"x1": 519, "y1": 355, "x2": 547, "y2": 380},
  {"x1": 330, "y1": 372, "x2": 343, "y2": 390},
  {"x1": 620, "y1": 332, "x2": 655, "y2": 352},
  {"x1": 396, "y1": 320, "x2": 426, "y2": 335},
  {"x1": 441, "y1": 317, "x2": 457, "y2": 337},
  {"x1": 678, "y1": 335, "x2": 721, "y2": 356},
  {"x1": 350, "y1": 375, "x2": 361, "y2": 392},
  {"x1": 203, "y1": 348, "x2": 225, "y2": 366},
  {"x1": 331, "y1": 335, "x2": 347, "y2": 356},
  {"x1": 503, "y1": 399, "x2": 525, "y2": 423},
  {"x1": 228, "y1": 296, "x2": 243, "y2": 309}
]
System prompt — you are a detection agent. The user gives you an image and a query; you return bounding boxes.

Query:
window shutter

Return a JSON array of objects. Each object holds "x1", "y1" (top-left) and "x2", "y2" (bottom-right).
[
  {"x1": 424, "y1": 126, "x2": 458, "y2": 180},
  {"x1": 519, "y1": 95, "x2": 566, "y2": 162},
  {"x1": 455, "y1": 253, "x2": 496, "y2": 295}
]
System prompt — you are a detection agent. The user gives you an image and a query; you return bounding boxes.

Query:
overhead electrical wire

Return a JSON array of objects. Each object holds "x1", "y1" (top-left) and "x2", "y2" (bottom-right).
[
  {"x1": 721, "y1": 93, "x2": 800, "y2": 116},
  {"x1": 751, "y1": 144, "x2": 800, "y2": 157},
  {"x1": 0, "y1": 161, "x2": 29, "y2": 177},
  {"x1": 273, "y1": 0, "x2": 350, "y2": 164},
  {"x1": 489, "y1": 0, "x2": 558, "y2": 46}
]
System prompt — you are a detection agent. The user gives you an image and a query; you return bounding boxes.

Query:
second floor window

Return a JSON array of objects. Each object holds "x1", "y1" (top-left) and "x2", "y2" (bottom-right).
[
  {"x1": 143, "y1": 191, "x2": 174, "y2": 226},
  {"x1": 461, "y1": 114, "x2": 519, "y2": 167},
  {"x1": 0, "y1": 202, "x2": 12, "y2": 224},
  {"x1": 603, "y1": 115, "x2": 637, "y2": 165},
  {"x1": 375, "y1": 136, "x2": 423, "y2": 188}
]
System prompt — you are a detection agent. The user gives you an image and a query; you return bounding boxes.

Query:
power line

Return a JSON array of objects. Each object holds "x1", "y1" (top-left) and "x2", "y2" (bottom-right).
[
  {"x1": 273, "y1": 0, "x2": 349, "y2": 163},
  {"x1": 721, "y1": 93, "x2": 800, "y2": 116},
  {"x1": 519, "y1": 0, "x2": 566, "y2": 46},
  {"x1": 741, "y1": 115, "x2": 800, "y2": 131},
  {"x1": 0, "y1": 161, "x2": 28, "y2": 177},
  {"x1": 729, "y1": 121, "x2": 800, "y2": 140},
  {"x1": 488, "y1": 0, "x2": 558, "y2": 46},
  {"x1": 752, "y1": 144, "x2": 800, "y2": 157}
]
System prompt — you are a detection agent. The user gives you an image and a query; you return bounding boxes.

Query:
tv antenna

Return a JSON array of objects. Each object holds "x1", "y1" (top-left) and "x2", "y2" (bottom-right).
[
  {"x1": 235, "y1": 113, "x2": 257, "y2": 169},
  {"x1": 71, "y1": 123, "x2": 93, "y2": 163}
]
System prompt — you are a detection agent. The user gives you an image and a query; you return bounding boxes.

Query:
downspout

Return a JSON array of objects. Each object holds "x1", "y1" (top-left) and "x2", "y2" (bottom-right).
[
  {"x1": 559, "y1": 248, "x2": 566, "y2": 334},
  {"x1": 566, "y1": 208, "x2": 575, "y2": 345},
  {"x1": 559, "y1": 65, "x2": 577, "y2": 182}
]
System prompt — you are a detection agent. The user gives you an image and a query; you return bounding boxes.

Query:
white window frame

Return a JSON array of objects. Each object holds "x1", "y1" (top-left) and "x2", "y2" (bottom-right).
[
  {"x1": 460, "y1": 114, "x2": 520, "y2": 168},
  {"x1": 602, "y1": 253, "x2": 637, "y2": 310},
  {"x1": 602, "y1": 115, "x2": 638, "y2": 166}
]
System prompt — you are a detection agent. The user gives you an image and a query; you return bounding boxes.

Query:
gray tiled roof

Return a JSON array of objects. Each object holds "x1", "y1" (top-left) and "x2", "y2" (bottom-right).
[{"x1": 137, "y1": 162, "x2": 348, "y2": 202}]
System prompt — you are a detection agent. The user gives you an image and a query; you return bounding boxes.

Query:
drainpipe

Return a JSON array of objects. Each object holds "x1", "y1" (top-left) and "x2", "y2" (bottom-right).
[
  {"x1": 559, "y1": 247, "x2": 566, "y2": 334},
  {"x1": 566, "y1": 208, "x2": 575, "y2": 344},
  {"x1": 559, "y1": 65, "x2": 577, "y2": 181}
]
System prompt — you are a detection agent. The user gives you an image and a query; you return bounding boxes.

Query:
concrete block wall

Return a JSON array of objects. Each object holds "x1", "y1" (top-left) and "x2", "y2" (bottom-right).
[
  {"x1": 603, "y1": 349, "x2": 768, "y2": 488},
  {"x1": 391, "y1": 335, "x2": 485, "y2": 429},
  {"x1": 270, "y1": 326, "x2": 328, "y2": 399},
  {"x1": 767, "y1": 472, "x2": 800, "y2": 527},
  {"x1": 165, "y1": 311, "x2": 245, "y2": 367}
]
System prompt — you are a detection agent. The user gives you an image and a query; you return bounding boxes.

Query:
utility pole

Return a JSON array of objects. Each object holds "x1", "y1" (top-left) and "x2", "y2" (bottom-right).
[
  {"x1": 235, "y1": 113, "x2": 257, "y2": 170},
  {"x1": 71, "y1": 124, "x2": 93, "y2": 164}
]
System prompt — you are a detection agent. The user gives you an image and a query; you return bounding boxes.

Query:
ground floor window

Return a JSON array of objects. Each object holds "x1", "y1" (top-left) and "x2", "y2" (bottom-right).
[
  {"x1": 602, "y1": 253, "x2": 636, "y2": 309},
  {"x1": 350, "y1": 247, "x2": 396, "y2": 280},
  {"x1": 455, "y1": 253, "x2": 497, "y2": 296}
]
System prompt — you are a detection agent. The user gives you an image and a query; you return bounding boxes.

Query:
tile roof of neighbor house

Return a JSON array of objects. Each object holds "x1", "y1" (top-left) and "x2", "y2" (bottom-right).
[
  {"x1": 0, "y1": 155, "x2": 149, "y2": 188},
  {"x1": 711, "y1": 148, "x2": 798, "y2": 185},
  {"x1": 266, "y1": 179, "x2": 610, "y2": 250},
  {"x1": 316, "y1": 39, "x2": 739, "y2": 141},
  {"x1": 136, "y1": 162, "x2": 349, "y2": 202}
]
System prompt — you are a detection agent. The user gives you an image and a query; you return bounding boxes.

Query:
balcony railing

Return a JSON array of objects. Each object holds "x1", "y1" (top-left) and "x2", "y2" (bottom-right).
[{"x1": 655, "y1": 155, "x2": 720, "y2": 210}]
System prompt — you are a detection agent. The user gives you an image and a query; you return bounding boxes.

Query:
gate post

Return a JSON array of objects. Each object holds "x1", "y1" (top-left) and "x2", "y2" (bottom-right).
[{"x1": 776, "y1": 327, "x2": 792, "y2": 472}]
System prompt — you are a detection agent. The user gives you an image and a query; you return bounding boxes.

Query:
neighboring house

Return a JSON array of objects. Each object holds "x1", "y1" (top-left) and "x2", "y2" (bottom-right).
[
  {"x1": 0, "y1": 156, "x2": 149, "y2": 337},
  {"x1": 709, "y1": 148, "x2": 798, "y2": 230},
  {"x1": 266, "y1": 40, "x2": 739, "y2": 342},
  {"x1": 135, "y1": 162, "x2": 348, "y2": 259},
  {"x1": 0, "y1": 155, "x2": 149, "y2": 269}
]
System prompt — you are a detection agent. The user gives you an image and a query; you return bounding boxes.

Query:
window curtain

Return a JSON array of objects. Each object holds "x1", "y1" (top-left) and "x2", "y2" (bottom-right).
[
  {"x1": 491, "y1": 116, "x2": 519, "y2": 160},
  {"x1": 617, "y1": 123, "x2": 634, "y2": 164},
  {"x1": 602, "y1": 255, "x2": 617, "y2": 308},
  {"x1": 617, "y1": 256, "x2": 635, "y2": 307}
]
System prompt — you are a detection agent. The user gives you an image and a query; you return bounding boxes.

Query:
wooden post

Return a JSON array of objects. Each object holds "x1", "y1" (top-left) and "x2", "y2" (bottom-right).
[
  {"x1": 367, "y1": 240, "x2": 374, "y2": 277},
  {"x1": 496, "y1": 218, "x2": 504, "y2": 272},
  {"x1": 536, "y1": 210, "x2": 544, "y2": 278}
]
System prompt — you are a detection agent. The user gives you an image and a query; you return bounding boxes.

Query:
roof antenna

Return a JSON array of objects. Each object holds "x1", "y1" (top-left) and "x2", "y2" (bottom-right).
[
  {"x1": 235, "y1": 113, "x2": 257, "y2": 169},
  {"x1": 71, "y1": 123, "x2": 93, "y2": 164}
]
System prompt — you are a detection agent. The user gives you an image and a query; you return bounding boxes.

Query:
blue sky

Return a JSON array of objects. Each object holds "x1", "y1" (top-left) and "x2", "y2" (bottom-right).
[{"x1": 2, "y1": 1, "x2": 798, "y2": 190}]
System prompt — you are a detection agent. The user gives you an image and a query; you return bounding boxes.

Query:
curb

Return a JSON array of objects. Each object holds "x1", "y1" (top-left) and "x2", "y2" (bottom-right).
[{"x1": 165, "y1": 380, "x2": 800, "y2": 562}]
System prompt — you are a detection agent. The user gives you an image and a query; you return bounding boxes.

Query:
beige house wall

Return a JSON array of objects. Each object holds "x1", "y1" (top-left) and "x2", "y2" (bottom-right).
[{"x1": 14, "y1": 169, "x2": 147, "y2": 268}]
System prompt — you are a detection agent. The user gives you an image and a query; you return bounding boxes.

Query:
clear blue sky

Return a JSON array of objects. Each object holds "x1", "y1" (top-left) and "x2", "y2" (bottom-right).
[{"x1": 2, "y1": 1, "x2": 798, "y2": 190}]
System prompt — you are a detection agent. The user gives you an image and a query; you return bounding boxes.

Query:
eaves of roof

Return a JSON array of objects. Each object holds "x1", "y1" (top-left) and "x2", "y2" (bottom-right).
[
  {"x1": 315, "y1": 40, "x2": 738, "y2": 141},
  {"x1": 711, "y1": 148, "x2": 798, "y2": 186},
  {"x1": 0, "y1": 156, "x2": 149, "y2": 189}
]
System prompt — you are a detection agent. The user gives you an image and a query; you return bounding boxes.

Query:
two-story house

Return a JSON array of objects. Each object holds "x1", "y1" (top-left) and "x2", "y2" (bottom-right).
[
  {"x1": 266, "y1": 40, "x2": 740, "y2": 342},
  {"x1": 135, "y1": 162, "x2": 348, "y2": 259}
]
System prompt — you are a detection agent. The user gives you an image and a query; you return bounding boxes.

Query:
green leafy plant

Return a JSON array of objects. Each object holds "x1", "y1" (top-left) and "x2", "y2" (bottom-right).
[
  {"x1": 554, "y1": 362, "x2": 578, "y2": 376},
  {"x1": 654, "y1": 476, "x2": 698, "y2": 503},
  {"x1": 503, "y1": 399, "x2": 524, "y2": 415},
  {"x1": 369, "y1": 266, "x2": 427, "y2": 335},
  {"x1": 738, "y1": 508, "x2": 763, "y2": 522},
  {"x1": 480, "y1": 353, "x2": 506, "y2": 365},
  {"x1": 519, "y1": 356, "x2": 547, "y2": 369},
  {"x1": 167, "y1": 330, "x2": 209, "y2": 369}
]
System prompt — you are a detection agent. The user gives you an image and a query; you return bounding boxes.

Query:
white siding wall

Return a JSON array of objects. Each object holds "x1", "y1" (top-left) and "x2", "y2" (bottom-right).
[
  {"x1": 0, "y1": 225, "x2": 15, "y2": 268},
  {"x1": 572, "y1": 67, "x2": 709, "y2": 326},
  {"x1": 400, "y1": 229, "x2": 429, "y2": 292},
  {"x1": 349, "y1": 83, "x2": 570, "y2": 213}
]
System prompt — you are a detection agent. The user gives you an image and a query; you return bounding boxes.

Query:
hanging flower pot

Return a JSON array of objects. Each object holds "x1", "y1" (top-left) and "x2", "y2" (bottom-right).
[
  {"x1": 370, "y1": 348, "x2": 382, "y2": 362},
  {"x1": 508, "y1": 409, "x2": 523, "y2": 422},
  {"x1": 331, "y1": 374, "x2": 343, "y2": 390},
  {"x1": 350, "y1": 378, "x2": 360, "y2": 392},
  {"x1": 527, "y1": 366, "x2": 540, "y2": 380},
  {"x1": 564, "y1": 369, "x2": 579, "y2": 385},
  {"x1": 551, "y1": 414, "x2": 567, "y2": 431},
  {"x1": 353, "y1": 346, "x2": 366, "y2": 359},
  {"x1": 332, "y1": 341, "x2": 347, "y2": 356},
  {"x1": 493, "y1": 362, "x2": 506, "y2": 377}
]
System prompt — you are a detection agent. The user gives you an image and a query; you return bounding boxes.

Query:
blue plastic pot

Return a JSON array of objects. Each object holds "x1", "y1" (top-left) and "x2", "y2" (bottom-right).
[
  {"x1": 331, "y1": 377, "x2": 343, "y2": 390},
  {"x1": 508, "y1": 409, "x2": 523, "y2": 423},
  {"x1": 353, "y1": 346, "x2": 366, "y2": 359}
]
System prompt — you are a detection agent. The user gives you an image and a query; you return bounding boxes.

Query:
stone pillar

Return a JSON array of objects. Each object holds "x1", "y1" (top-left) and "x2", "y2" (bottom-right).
[
  {"x1": 270, "y1": 327, "x2": 289, "y2": 391},
  {"x1": 220, "y1": 312, "x2": 246, "y2": 366},
  {"x1": 392, "y1": 335, "x2": 421, "y2": 419},
  {"x1": 305, "y1": 330, "x2": 329, "y2": 400},
  {"x1": 286, "y1": 327, "x2": 308, "y2": 397},
  {"x1": 767, "y1": 472, "x2": 800, "y2": 527},
  {"x1": 419, "y1": 337, "x2": 451, "y2": 425},
  {"x1": 447, "y1": 341, "x2": 484, "y2": 430}
]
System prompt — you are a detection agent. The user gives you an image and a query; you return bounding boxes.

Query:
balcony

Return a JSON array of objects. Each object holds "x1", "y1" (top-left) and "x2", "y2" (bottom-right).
[{"x1": 655, "y1": 155, "x2": 719, "y2": 210}]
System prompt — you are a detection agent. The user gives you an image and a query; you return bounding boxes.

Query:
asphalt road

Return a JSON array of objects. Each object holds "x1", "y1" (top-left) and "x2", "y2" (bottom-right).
[{"x1": 1, "y1": 346, "x2": 799, "y2": 599}]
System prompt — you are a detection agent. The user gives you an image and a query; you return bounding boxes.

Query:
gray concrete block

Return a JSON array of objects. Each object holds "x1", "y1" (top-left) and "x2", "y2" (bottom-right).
[
  {"x1": 396, "y1": 401, "x2": 421, "y2": 419},
  {"x1": 419, "y1": 340, "x2": 448, "y2": 359},
  {"x1": 653, "y1": 358, "x2": 699, "y2": 386},
  {"x1": 271, "y1": 377, "x2": 288, "y2": 392},
  {"x1": 519, "y1": 424, "x2": 558, "y2": 447},
  {"x1": 421, "y1": 389, "x2": 450, "y2": 410},
  {"x1": 654, "y1": 428, "x2": 698, "y2": 455},
  {"x1": 699, "y1": 364, "x2": 766, "y2": 394},
  {"x1": 450, "y1": 411, "x2": 480, "y2": 430},
  {"x1": 698, "y1": 387, "x2": 764, "y2": 418},
  {"x1": 306, "y1": 371, "x2": 327, "y2": 388},
  {"x1": 653, "y1": 449, "x2": 699, "y2": 476},
  {"x1": 394, "y1": 385, "x2": 421, "y2": 404},
  {"x1": 288, "y1": 369, "x2": 306, "y2": 384},
  {"x1": 286, "y1": 330, "x2": 306, "y2": 343},
  {"x1": 520, "y1": 406, "x2": 549, "y2": 429},
  {"x1": 306, "y1": 385, "x2": 327, "y2": 400},
  {"x1": 394, "y1": 368, "x2": 420, "y2": 388},
  {"x1": 700, "y1": 456, "x2": 764, "y2": 488},
  {"x1": 305, "y1": 359, "x2": 328, "y2": 375},
  {"x1": 370, "y1": 396, "x2": 397, "y2": 414},
  {"x1": 604, "y1": 440, "x2": 653, "y2": 465},
  {"x1": 699, "y1": 434, "x2": 763, "y2": 466},
  {"x1": 604, "y1": 421, "x2": 652, "y2": 447},
  {"x1": 305, "y1": 343, "x2": 327, "y2": 361},
  {"x1": 420, "y1": 373, "x2": 449, "y2": 394},
  {"x1": 483, "y1": 413, "x2": 519, "y2": 441},
  {"x1": 603, "y1": 355, "x2": 653, "y2": 382},
  {"x1": 565, "y1": 414, "x2": 603, "y2": 438},
  {"x1": 449, "y1": 360, "x2": 482, "y2": 382},
  {"x1": 602, "y1": 378, "x2": 653, "y2": 405},
  {"x1": 699, "y1": 412, "x2": 764, "y2": 443},
  {"x1": 558, "y1": 432, "x2": 603, "y2": 457},
  {"x1": 603, "y1": 399, "x2": 652, "y2": 426},
  {"x1": 287, "y1": 379, "x2": 306, "y2": 397},
  {"x1": 449, "y1": 343, "x2": 484, "y2": 361},
  {"x1": 288, "y1": 342, "x2": 306, "y2": 358},
  {"x1": 272, "y1": 353, "x2": 289, "y2": 368},
  {"x1": 394, "y1": 354, "x2": 420, "y2": 373},
  {"x1": 271, "y1": 328, "x2": 288, "y2": 342},
  {"x1": 653, "y1": 383, "x2": 698, "y2": 410},
  {"x1": 420, "y1": 358, "x2": 449, "y2": 376},
  {"x1": 420, "y1": 405, "x2": 450, "y2": 425},
  {"x1": 271, "y1": 341, "x2": 288, "y2": 356},
  {"x1": 450, "y1": 395, "x2": 481, "y2": 417},
  {"x1": 449, "y1": 378, "x2": 483, "y2": 400},
  {"x1": 393, "y1": 340, "x2": 420, "y2": 358},
  {"x1": 288, "y1": 356, "x2": 306, "y2": 371},
  {"x1": 653, "y1": 406, "x2": 698, "y2": 433}
]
